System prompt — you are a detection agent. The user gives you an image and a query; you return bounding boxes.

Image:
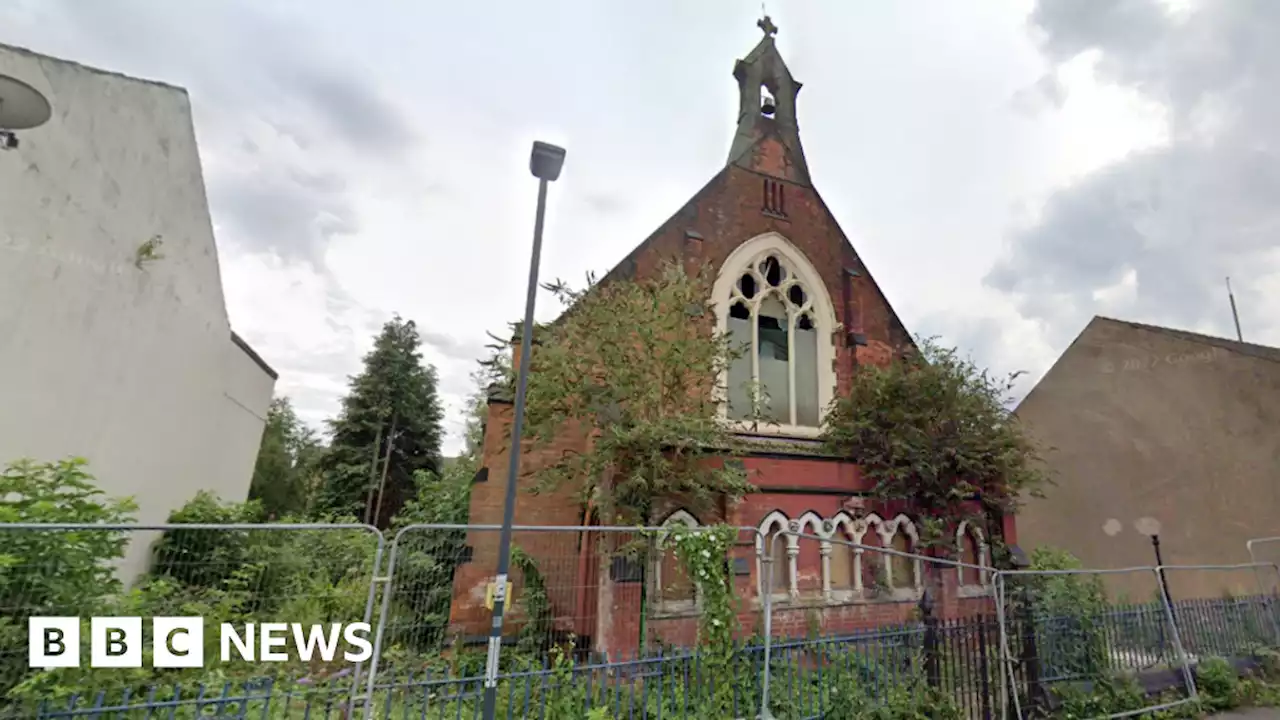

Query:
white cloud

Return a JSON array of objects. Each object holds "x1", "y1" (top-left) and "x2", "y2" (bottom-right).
[
  {"x1": 5, "y1": 0, "x2": 1266, "y2": 458},
  {"x1": 988, "y1": 0, "x2": 1280, "y2": 356}
]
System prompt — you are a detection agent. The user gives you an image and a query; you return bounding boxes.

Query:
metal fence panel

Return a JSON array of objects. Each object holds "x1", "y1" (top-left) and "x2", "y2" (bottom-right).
[
  {"x1": 8, "y1": 521, "x2": 1280, "y2": 720},
  {"x1": 364, "y1": 523, "x2": 764, "y2": 720},
  {"x1": 993, "y1": 564, "x2": 1197, "y2": 720},
  {"x1": 1153, "y1": 563, "x2": 1280, "y2": 660},
  {"x1": 0, "y1": 523, "x2": 384, "y2": 719},
  {"x1": 760, "y1": 527, "x2": 997, "y2": 720},
  {"x1": 1248, "y1": 537, "x2": 1280, "y2": 571}
]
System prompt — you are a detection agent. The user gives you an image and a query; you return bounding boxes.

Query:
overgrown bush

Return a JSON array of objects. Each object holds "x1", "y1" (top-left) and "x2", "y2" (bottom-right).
[
  {"x1": 1023, "y1": 546, "x2": 1109, "y2": 680},
  {"x1": 519, "y1": 263, "x2": 753, "y2": 525},
  {"x1": 1046, "y1": 654, "x2": 1280, "y2": 719},
  {"x1": 381, "y1": 463, "x2": 472, "y2": 651},
  {"x1": 1049, "y1": 676, "x2": 1149, "y2": 718},
  {"x1": 151, "y1": 490, "x2": 267, "y2": 589},
  {"x1": 822, "y1": 336, "x2": 1047, "y2": 547},
  {"x1": 2, "y1": 475, "x2": 377, "y2": 706},
  {"x1": 0, "y1": 458, "x2": 137, "y2": 695}
]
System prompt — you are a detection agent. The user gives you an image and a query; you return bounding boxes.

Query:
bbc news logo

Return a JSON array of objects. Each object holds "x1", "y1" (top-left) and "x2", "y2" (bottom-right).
[{"x1": 29, "y1": 618, "x2": 373, "y2": 668}]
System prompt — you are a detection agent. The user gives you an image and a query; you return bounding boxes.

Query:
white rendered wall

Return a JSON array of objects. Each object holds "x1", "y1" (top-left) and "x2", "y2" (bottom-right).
[{"x1": 0, "y1": 44, "x2": 276, "y2": 579}]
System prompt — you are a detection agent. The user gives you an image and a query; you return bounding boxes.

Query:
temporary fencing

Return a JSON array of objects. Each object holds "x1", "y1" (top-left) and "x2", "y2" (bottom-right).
[
  {"x1": 364, "y1": 523, "x2": 765, "y2": 719},
  {"x1": 1154, "y1": 563, "x2": 1280, "y2": 659},
  {"x1": 0, "y1": 522, "x2": 385, "y2": 718},
  {"x1": 759, "y1": 524, "x2": 997, "y2": 720},
  {"x1": 993, "y1": 564, "x2": 1197, "y2": 720},
  {"x1": 4, "y1": 519, "x2": 1280, "y2": 720}
]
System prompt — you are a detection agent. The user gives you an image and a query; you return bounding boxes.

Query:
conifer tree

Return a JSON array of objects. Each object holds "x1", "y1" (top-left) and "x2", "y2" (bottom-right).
[
  {"x1": 248, "y1": 396, "x2": 324, "y2": 517},
  {"x1": 316, "y1": 316, "x2": 444, "y2": 525}
]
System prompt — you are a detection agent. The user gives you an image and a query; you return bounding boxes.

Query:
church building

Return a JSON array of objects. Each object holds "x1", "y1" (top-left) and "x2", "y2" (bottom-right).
[{"x1": 449, "y1": 18, "x2": 1016, "y2": 658}]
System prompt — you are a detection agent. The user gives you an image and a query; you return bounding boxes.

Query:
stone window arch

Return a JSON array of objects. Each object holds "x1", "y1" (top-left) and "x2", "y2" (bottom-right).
[
  {"x1": 956, "y1": 520, "x2": 990, "y2": 596},
  {"x1": 652, "y1": 510, "x2": 699, "y2": 613},
  {"x1": 756, "y1": 510, "x2": 792, "y2": 600},
  {"x1": 793, "y1": 512, "x2": 825, "y2": 597},
  {"x1": 876, "y1": 514, "x2": 923, "y2": 600},
  {"x1": 852, "y1": 512, "x2": 890, "y2": 595},
  {"x1": 712, "y1": 232, "x2": 837, "y2": 437},
  {"x1": 825, "y1": 512, "x2": 859, "y2": 600}
]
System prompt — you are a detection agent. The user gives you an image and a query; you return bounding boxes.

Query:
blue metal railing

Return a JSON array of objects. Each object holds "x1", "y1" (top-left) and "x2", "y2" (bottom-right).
[{"x1": 6, "y1": 594, "x2": 1278, "y2": 720}]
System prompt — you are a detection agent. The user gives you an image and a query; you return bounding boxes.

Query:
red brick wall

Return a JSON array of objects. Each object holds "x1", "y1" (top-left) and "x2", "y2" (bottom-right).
[
  {"x1": 448, "y1": 398, "x2": 590, "y2": 635},
  {"x1": 599, "y1": 524, "x2": 999, "y2": 661},
  {"x1": 447, "y1": 147, "x2": 1018, "y2": 652},
  {"x1": 614, "y1": 155, "x2": 912, "y2": 385}
]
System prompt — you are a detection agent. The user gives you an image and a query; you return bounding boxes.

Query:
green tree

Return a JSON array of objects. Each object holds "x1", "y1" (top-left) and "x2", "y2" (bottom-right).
[
  {"x1": 385, "y1": 459, "x2": 474, "y2": 649},
  {"x1": 0, "y1": 459, "x2": 137, "y2": 693},
  {"x1": 248, "y1": 397, "x2": 324, "y2": 517},
  {"x1": 316, "y1": 315, "x2": 445, "y2": 526},
  {"x1": 821, "y1": 336, "x2": 1047, "y2": 548},
  {"x1": 518, "y1": 262, "x2": 752, "y2": 525}
]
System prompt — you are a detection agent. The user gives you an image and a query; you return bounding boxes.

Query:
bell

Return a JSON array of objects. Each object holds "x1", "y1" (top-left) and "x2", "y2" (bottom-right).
[{"x1": 761, "y1": 96, "x2": 776, "y2": 116}]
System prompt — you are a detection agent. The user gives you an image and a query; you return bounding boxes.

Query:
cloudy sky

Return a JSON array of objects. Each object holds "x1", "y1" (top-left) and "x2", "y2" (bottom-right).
[{"x1": 3, "y1": 0, "x2": 1276, "y2": 455}]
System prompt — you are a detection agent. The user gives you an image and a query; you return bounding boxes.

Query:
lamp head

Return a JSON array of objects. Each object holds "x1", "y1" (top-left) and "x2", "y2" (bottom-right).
[{"x1": 530, "y1": 141, "x2": 566, "y2": 182}]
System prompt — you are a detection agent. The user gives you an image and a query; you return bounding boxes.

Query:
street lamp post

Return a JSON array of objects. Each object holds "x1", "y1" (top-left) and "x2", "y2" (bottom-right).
[{"x1": 480, "y1": 140, "x2": 566, "y2": 720}]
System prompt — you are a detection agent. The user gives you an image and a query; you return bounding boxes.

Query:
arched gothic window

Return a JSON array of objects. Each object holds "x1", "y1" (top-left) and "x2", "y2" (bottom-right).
[
  {"x1": 756, "y1": 510, "x2": 924, "y2": 606},
  {"x1": 713, "y1": 233, "x2": 836, "y2": 436},
  {"x1": 881, "y1": 515, "x2": 923, "y2": 598},
  {"x1": 756, "y1": 511, "x2": 792, "y2": 600},
  {"x1": 794, "y1": 513, "x2": 824, "y2": 598},
  {"x1": 956, "y1": 520, "x2": 990, "y2": 596},
  {"x1": 652, "y1": 510, "x2": 699, "y2": 613}
]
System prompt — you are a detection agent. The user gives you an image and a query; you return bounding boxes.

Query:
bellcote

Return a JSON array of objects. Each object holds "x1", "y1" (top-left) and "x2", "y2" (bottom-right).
[{"x1": 726, "y1": 16, "x2": 812, "y2": 186}]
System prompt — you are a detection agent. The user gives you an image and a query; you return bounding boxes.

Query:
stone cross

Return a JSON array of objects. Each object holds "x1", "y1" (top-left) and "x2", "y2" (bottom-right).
[{"x1": 758, "y1": 15, "x2": 778, "y2": 37}]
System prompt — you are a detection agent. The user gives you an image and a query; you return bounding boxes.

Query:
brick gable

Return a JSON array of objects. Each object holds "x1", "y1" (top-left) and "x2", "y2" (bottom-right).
[{"x1": 447, "y1": 20, "x2": 1008, "y2": 659}]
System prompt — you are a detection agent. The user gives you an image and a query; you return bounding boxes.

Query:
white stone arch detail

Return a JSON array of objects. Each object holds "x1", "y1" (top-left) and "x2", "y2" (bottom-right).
[
  {"x1": 852, "y1": 512, "x2": 885, "y2": 544},
  {"x1": 956, "y1": 519, "x2": 990, "y2": 592},
  {"x1": 831, "y1": 512, "x2": 888, "y2": 597},
  {"x1": 794, "y1": 511, "x2": 824, "y2": 537},
  {"x1": 711, "y1": 231, "x2": 839, "y2": 438},
  {"x1": 879, "y1": 514, "x2": 923, "y2": 595},
  {"x1": 881, "y1": 514, "x2": 920, "y2": 543},
  {"x1": 824, "y1": 512, "x2": 855, "y2": 540},
  {"x1": 791, "y1": 511, "x2": 825, "y2": 598},
  {"x1": 755, "y1": 510, "x2": 793, "y2": 599},
  {"x1": 660, "y1": 509, "x2": 699, "y2": 529},
  {"x1": 825, "y1": 511, "x2": 861, "y2": 598},
  {"x1": 652, "y1": 510, "x2": 701, "y2": 612}
]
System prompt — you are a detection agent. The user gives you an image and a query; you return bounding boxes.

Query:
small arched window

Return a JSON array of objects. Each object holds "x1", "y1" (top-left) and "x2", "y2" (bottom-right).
[
  {"x1": 653, "y1": 510, "x2": 699, "y2": 613},
  {"x1": 794, "y1": 513, "x2": 824, "y2": 598},
  {"x1": 756, "y1": 511, "x2": 792, "y2": 599},
  {"x1": 827, "y1": 518, "x2": 856, "y2": 595},
  {"x1": 956, "y1": 520, "x2": 990, "y2": 595},
  {"x1": 856, "y1": 515, "x2": 888, "y2": 596},
  {"x1": 880, "y1": 515, "x2": 923, "y2": 599},
  {"x1": 713, "y1": 233, "x2": 836, "y2": 437}
]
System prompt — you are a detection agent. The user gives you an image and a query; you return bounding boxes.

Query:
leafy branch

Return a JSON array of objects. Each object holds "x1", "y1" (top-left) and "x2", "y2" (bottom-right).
[
  {"x1": 821, "y1": 336, "x2": 1049, "y2": 551},
  {"x1": 515, "y1": 261, "x2": 753, "y2": 525}
]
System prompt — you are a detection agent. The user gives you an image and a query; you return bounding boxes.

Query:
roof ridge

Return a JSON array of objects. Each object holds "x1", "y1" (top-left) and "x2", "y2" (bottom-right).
[
  {"x1": 1095, "y1": 315, "x2": 1280, "y2": 364},
  {"x1": 0, "y1": 41, "x2": 187, "y2": 93}
]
